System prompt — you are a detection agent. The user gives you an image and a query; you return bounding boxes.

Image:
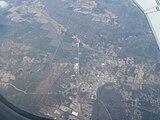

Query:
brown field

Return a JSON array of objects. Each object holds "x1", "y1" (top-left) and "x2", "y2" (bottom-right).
[{"x1": 35, "y1": 63, "x2": 67, "y2": 94}]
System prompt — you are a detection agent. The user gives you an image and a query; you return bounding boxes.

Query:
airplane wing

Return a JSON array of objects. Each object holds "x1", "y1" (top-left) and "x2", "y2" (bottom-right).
[{"x1": 133, "y1": 0, "x2": 160, "y2": 49}]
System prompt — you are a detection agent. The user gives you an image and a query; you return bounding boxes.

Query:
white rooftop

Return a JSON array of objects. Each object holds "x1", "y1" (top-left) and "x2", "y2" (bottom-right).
[{"x1": 133, "y1": 0, "x2": 160, "y2": 49}]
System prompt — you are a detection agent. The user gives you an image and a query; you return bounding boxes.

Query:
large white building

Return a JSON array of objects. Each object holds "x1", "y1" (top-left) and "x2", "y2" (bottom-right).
[{"x1": 133, "y1": 0, "x2": 160, "y2": 49}]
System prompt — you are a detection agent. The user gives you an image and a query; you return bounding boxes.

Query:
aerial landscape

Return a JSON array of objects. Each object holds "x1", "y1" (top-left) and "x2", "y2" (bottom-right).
[
  {"x1": 0, "y1": 0, "x2": 160, "y2": 120},
  {"x1": 133, "y1": 0, "x2": 160, "y2": 49}
]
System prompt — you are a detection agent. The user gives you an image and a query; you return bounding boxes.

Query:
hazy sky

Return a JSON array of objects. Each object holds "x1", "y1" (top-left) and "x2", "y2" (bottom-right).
[{"x1": 0, "y1": 1, "x2": 8, "y2": 9}]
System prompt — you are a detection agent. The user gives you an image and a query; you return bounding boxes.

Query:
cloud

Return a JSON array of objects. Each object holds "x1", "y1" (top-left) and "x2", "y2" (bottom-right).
[{"x1": 0, "y1": 1, "x2": 8, "y2": 9}]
